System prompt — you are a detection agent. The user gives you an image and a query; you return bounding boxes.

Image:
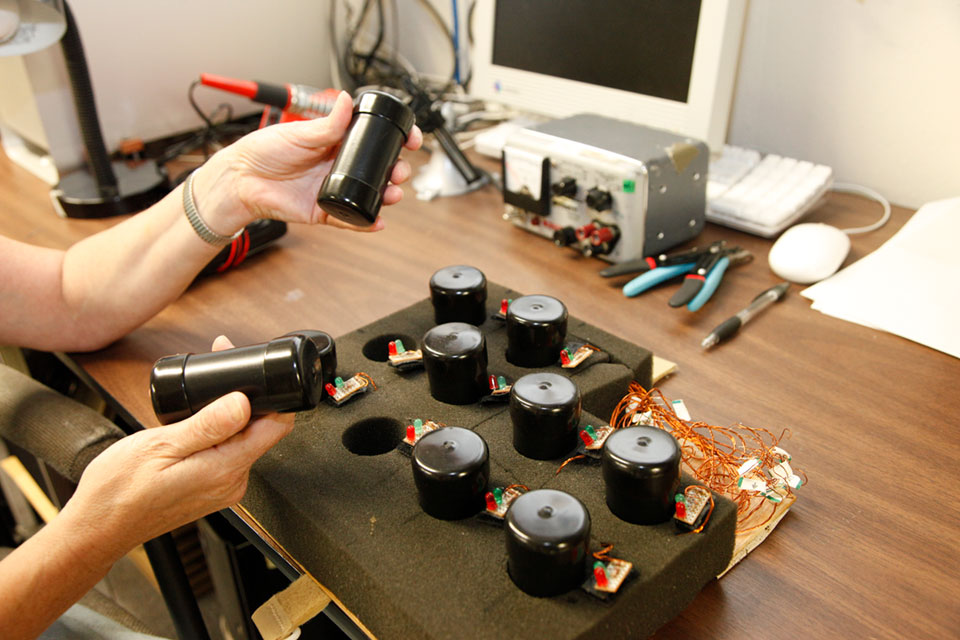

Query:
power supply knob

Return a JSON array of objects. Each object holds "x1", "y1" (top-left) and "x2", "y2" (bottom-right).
[
  {"x1": 586, "y1": 188, "x2": 612, "y2": 212},
  {"x1": 552, "y1": 227, "x2": 578, "y2": 247},
  {"x1": 551, "y1": 177, "x2": 578, "y2": 198}
]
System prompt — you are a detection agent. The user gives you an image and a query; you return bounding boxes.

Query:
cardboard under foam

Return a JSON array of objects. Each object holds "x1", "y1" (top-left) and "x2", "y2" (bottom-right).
[{"x1": 242, "y1": 283, "x2": 735, "y2": 639}]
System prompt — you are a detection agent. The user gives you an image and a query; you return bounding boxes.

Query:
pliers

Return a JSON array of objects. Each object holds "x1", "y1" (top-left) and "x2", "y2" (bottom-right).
[{"x1": 603, "y1": 241, "x2": 753, "y2": 311}]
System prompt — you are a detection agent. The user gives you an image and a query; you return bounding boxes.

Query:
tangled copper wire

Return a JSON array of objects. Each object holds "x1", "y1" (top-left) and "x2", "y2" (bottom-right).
[{"x1": 610, "y1": 382, "x2": 806, "y2": 534}]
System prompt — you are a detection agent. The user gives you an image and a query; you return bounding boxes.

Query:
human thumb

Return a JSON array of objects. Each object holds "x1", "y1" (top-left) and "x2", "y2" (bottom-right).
[
  {"x1": 296, "y1": 90, "x2": 353, "y2": 149},
  {"x1": 167, "y1": 392, "x2": 251, "y2": 456}
]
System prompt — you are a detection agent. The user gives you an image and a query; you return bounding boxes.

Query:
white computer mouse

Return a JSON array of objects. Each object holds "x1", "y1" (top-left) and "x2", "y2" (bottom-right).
[
  {"x1": 0, "y1": 0, "x2": 21, "y2": 44},
  {"x1": 768, "y1": 222, "x2": 851, "y2": 284}
]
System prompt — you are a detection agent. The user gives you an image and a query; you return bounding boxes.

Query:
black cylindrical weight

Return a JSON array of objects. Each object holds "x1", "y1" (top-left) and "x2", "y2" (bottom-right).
[
  {"x1": 602, "y1": 426, "x2": 682, "y2": 525},
  {"x1": 150, "y1": 335, "x2": 323, "y2": 424},
  {"x1": 422, "y1": 323, "x2": 488, "y2": 405},
  {"x1": 429, "y1": 265, "x2": 487, "y2": 326},
  {"x1": 316, "y1": 91, "x2": 416, "y2": 227},
  {"x1": 505, "y1": 489, "x2": 591, "y2": 597},
  {"x1": 411, "y1": 427, "x2": 490, "y2": 520},
  {"x1": 506, "y1": 295, "x2": 568, "y2": 367},
  {"x1": 509, "y1": 373, "x2": 581, "y2": 459}
]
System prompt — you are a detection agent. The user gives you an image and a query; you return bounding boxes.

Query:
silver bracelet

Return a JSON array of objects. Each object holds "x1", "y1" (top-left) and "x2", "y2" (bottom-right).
[{"x1": 182, "y1": 171, "x2": 243, "y2": 247}]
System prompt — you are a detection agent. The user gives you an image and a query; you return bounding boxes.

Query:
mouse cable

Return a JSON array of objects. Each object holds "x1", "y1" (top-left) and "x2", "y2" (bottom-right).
[{"x1": 832, "y1": 182, "x2": 892, "y2": 235}]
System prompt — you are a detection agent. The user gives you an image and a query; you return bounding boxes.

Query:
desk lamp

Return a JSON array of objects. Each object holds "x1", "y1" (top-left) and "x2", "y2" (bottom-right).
[{"x1": 0, "y1": 0, "x2": 168, "y2": 218}]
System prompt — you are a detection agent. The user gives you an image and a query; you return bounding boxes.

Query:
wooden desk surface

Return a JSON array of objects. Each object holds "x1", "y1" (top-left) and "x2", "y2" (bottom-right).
[{"x1": 3, "y1": 148, "x2": 958, "y2": 639}]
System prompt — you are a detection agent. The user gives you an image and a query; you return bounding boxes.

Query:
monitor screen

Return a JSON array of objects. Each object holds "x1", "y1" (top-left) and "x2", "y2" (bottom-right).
[
  {"x1": 491, "y1": 1, "x2": 700, "y2": 104},
  {"x1": 470, "y1": 0, "x2": 747, "y2": 152}
]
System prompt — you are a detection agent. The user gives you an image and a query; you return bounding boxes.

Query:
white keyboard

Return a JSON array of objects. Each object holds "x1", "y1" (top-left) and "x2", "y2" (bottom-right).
[{"x1": 706, "y1": 145, "x2": 834, "y2": 237}]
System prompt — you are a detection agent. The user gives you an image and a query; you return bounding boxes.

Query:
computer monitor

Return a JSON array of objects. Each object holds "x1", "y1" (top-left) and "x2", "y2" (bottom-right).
[{"x1": 469, "y1": 0, "x2": 747, "y2": 153}]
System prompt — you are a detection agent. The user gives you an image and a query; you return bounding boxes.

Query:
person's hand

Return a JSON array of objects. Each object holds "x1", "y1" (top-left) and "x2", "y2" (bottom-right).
[
  {"x1": 194, "y1": 91, "x2": 423, "y2": 235},
  {"x1": 58, "y1": 336, "x2": 293, "y2": 555}
]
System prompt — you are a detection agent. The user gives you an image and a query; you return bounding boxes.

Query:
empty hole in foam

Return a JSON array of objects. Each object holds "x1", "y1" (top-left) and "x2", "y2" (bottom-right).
[
  {"x1": 362, "y1": 333, "x2": 418, "y2": 362},
  {"x1": 342, "y1": 417, "x2": 404, "y2": 455}
]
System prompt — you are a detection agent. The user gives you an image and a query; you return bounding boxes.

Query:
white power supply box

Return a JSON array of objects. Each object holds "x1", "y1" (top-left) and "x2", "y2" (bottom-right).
[{"x1": 501, "y1": 114, "x2": 708, "y2": 263}]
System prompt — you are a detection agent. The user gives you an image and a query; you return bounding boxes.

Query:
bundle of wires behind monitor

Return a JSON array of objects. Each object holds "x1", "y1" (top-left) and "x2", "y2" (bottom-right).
[
  {"x1": 332, "y1": 0, "x2": 512, "y2": 150},
  {"x1": 154, "y1": 0, "x2": 499, "y2": 188}
]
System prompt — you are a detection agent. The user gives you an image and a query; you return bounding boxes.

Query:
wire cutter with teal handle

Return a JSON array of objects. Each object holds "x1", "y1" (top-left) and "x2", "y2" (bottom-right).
[{"x1": 621, "y1": 242, "x2": 752, "y2": 311}]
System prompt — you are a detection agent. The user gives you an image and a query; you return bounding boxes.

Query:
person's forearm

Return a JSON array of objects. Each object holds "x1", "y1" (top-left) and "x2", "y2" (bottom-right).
[
  {"x1": 57, "y1": 156, "x2": 255, "y2": 351},
  {"x1": 0, "y1": 508, "x2": 126, "y2": 640}
]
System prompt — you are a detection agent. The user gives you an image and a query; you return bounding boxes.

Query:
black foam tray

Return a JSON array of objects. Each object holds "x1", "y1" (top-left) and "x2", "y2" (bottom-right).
[{"x1": 241, "y1": 283, "x2": 735, "y2": 639}]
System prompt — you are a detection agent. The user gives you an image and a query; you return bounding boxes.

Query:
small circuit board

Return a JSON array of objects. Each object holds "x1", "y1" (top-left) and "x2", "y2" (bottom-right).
[
  {"x1": 674, "y1": 485, "x2": 713, "y2": 532},
  {"x1": 483, "y1": 485, "x2": 526, "y2": 520},
  {"x1": 387, "y1": 339, "x2": 423, "y2": 371},
  {"x1": 402, "y1": 419, "x2": 443, "y2": 447},
  {"x1": 560, "y1": 342, "x2": 600, "y2": 369},
  {"x1": 493, "y1": 297, "x2": 513, "y2": 321},
  {"x1": 487, "y1": 374, "x2": 512, "y2": 397},
  {"x1": 592, "y1": 558, "x2": 633, "y2": 594},
  {"x1": 325, "y1": 374, "x2": 374, "y2": 406},
  {"x1": 579, "y1": 424, "x2": 615, "y2": 452}
]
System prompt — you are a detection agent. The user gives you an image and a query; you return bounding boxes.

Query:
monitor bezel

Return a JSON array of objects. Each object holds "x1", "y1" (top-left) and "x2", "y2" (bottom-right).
[{"x1": 468, "y1": 0, "x2": 748, "y2": 153}]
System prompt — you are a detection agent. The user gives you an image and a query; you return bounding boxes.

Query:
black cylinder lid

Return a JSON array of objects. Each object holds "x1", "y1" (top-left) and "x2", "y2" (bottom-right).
[
  {"x1": 512, "y1": 373, "x2": 579, "y2": 409},
  {"x1": 150, "y1": 354, "x2": 190, "y2": 423},
  {"x1": 430, "y1": 265, "x2": 486, "y2": 293},
  {"x1": 414, "y1": 427, "x2": 488, "y2": 476},
  {"x1": 604, "y1": 426, "x2": 681, "y2": 474},
  {"x1": 507, "y1": 295, "x2": 567, "y2": 326},
  {"x1": 354, "y1": 91, "x2": 416, "y2": 138},
  {"x1": 506, "y1": 489, "x2": 590, "y2": 546},
  {"x1": 422, "y1": 323, "x2": 484, "y2": 358}
]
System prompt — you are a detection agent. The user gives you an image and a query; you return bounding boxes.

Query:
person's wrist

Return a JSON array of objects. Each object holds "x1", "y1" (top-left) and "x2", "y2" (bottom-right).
[
  {"x1": 188, "y1": 155, "x2": 256, "y2": 240},
  {"x1": 55, "y1": 501, "x2": 130, "y2": 569}
]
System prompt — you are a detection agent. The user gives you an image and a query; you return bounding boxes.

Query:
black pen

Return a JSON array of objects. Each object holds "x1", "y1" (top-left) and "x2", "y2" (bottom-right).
[{"x1": 701, "y1": 282, "x2": 790, "y2": 349}]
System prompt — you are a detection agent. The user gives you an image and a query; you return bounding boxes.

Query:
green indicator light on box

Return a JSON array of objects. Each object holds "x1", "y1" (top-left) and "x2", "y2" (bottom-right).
[{"x1": 623, "y1": 179, "x2": 635, "y2": 193}]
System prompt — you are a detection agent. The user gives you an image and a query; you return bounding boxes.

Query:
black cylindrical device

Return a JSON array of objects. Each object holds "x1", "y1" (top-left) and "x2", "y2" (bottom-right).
[
  {"x1": 283, "y1": 330, "x2": 337, "y2": 398},
  {"x1": 150, "y1": 334, "x2": 323, "y2": 424},
  {"x1": 506, "y1": 295, "x2": 568, "y2": 367},
  {"x1": 316, "y1": 91, "x2": 416, "y2": 227},
  {"x1": 602, "y1": 426, "x2": 682, "y2": 525},
  {"x1": 421, "y1": 322, "x2": 488, "y2": 405},
  {"x1": 429, "y1": 265, "x2": 487, "y2": 326},
  {"x1": 411, "y1": 427, "x2": 490, "y2": 520},
  {"x1": 509, "y1": 373, "x2": 581, "y2": 460},
  {"x1": 505, "y1": 489, "x2": 591, "y2": 597}
]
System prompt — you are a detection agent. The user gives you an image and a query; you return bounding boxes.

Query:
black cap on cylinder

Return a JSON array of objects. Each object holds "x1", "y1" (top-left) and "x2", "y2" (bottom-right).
[
  {"x1": 505, "y1": 489, "x2": 591, "y2": 597},
  {"x1": 509, "y1": 373, "x2": 581, "y2": 460},
  {"x1": 316, "y1": 91, "x2": 415, "y2": 227},
  {"x1": 506, "y1": 295, "x2": 568, "y2": 367},
  {"x1": 284, "y1": 330, "x2": 337, "y2": 397},
  {"x1": 429, "y1": 265, "x2": 487, "y2": 326},
  {"x1": 422, "y1": 323, "x2": 488, "y2": 405},
  {"x1": 411, "y1": 427, "x2": 490, "y2": 520},
  {"x1": 150, "y1": 335, "x2": 322, "y2": 424},
  {"x1": 602, "y1": 426, "x2": 681, "y2": 525}
]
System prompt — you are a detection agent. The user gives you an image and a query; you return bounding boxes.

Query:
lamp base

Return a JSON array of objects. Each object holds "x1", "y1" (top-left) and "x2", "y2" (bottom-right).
[{"x1": 52, "y1": 159, "x2": 170, "y2": 218}]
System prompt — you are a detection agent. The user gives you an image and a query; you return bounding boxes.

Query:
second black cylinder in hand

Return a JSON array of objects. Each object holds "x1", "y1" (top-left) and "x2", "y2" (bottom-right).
[
  {"x1": 316, "y1": 91, "x2": 416, "y2": 227},
  {"x1": 150, "y1": 334, "x2": 323, "y2": 424}
]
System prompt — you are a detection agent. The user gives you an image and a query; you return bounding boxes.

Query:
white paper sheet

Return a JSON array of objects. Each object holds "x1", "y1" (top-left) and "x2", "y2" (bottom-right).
[{"x1": 801, "y1": 197, "x2": 960, "y2": 359}]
